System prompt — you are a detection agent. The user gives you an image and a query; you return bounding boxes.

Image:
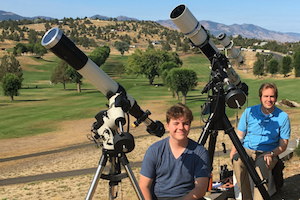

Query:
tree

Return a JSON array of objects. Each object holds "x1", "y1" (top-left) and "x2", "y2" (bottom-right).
[
  {"x1": 293, "y1": 51, "x2": 300, "y2": 77},
  {"x1": 113, "y1": 64, "x2": 126, "y2": 78},
  {"x1": 13, "y1": 43, "x2": 27, "y2": 56},
  {"x1": 51, "y1": 60, "x2": 71, "y2": 89},
  {"x1": 0, "y1": 55, "x2": 23, "y2": 82},
  {"x1": 115, "y1": 41, "x2": 129, "y2": 56},
  {"x1": 44, "y1": 22, "x2": 51, "y2": 31},
  {"x1": 162, "y1": 42, "x2": 172, "y2": 51},
  {"x1": 127, "y1": 48, "x2": 182, "y2": 85},
  {"x1": 2, "y1": 73, "x2": 22, "y2": 101},
  {"x1": 33, "y1": 43, "x2": 47, "y2": 58},
  {"x1": 28, "y1": 29, "x2": 38, "y2": 44},
  {"x1": 281, "y1": 56, "x2": 292, "y2": 77},
  {"x1": 88, "y1": 46, "x2": 110, "y2": 67},
  {"x1": 165, "y1": 68, "x2": 198, "y2": 104},
  {"x1": 65, "y1": 66, "x2": 83, "y2": 92},
  {"x1": 158, "y1": 61, "x2": 179, "y2": 83},
  {"x1": 253, "y1": 59, "x2": 264, "y2": 78},
  {"x1": 182, "y1": 38, "x2": 190, "y2": 53},
  {"x1": 267, "y1": 59, "x2": 279, "y2": 76},
  {"x1": 81, "y1": 35, "x2": 90, "y2": 49}
]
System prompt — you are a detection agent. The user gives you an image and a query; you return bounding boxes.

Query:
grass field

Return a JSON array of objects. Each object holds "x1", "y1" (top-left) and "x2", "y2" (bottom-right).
[{"x1": 1, "y1": 51, "x2": 300, "y2": 139}]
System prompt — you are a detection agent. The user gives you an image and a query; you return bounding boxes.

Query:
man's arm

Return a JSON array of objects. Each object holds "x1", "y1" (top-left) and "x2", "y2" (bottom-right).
[
  {"x1": 230, "y1": 129, "x2": 245, "y2": 160},
  {"x1": 183, "y1": 177, "x2": 209, "y2": 200},
  {"x1": 139, "y1": 174, "x2": 153, "y2": 200},
  {"x1": 259, "y1": 138, "x2": 289, "y2": 165}
]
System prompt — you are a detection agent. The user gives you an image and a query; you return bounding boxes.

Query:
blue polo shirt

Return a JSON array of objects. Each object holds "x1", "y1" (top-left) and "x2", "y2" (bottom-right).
[{"x1": 238, "y1": 104, "x2": 290, "y2": 151}]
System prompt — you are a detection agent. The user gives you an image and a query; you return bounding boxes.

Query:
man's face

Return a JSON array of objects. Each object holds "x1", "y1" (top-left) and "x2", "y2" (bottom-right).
[
  {"x1": 260, "y1": 87, "x2": 277, "y2": 112},
  {"x1": 166, "y1": 116, "x2": 191, "y2": 142}
]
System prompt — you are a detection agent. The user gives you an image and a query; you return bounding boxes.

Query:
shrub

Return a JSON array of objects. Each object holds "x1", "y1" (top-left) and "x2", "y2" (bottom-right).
[{"x1": 294, "y1": 141, "x2": 300, "y2": 157}]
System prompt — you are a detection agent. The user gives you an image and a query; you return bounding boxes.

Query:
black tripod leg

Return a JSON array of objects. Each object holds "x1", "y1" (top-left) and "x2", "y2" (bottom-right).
[
  {"x1": 119, "y1": 154, "x2": 145, "y2": 200},
  {"x1": 86, "y1": 153, "x2": 108, "y2": 200},
  {"x1": 198, "y1": 114, "x2": 214, "y2": 145},
  {"x1": 222, "y1": 115, "x2": 271, "y2": 200},
  {"x1": 207, "y1": 130, "x2": 218, "y2": 171}
]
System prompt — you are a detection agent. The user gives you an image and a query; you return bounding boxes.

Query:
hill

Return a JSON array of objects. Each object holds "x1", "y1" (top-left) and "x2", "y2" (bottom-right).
[
  {"x1": 1, "y1": 10, "x2": 300, "y2": 43},
  {"x1": 0, "y1": 19, "x2": 172, "y2": 54},
  {"x1": 159, "y1": 19, "x2": 300, "y2": 43}
]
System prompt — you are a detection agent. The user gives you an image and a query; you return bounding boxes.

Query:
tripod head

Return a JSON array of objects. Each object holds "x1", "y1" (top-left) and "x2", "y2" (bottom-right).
[{"x1": 41, "y1": 27, "x2": 165, "y2": 154}]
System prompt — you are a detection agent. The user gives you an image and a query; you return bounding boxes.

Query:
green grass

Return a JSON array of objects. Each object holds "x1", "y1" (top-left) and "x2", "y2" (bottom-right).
[{"x1": 1, "y1": 53, "x2": 300, "y2": 139}]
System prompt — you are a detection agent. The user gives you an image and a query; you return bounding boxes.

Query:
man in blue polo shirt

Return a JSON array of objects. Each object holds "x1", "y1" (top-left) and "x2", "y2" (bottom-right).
[
  {"x1": 139, "y1": 103, "x2": 211, "y2": 200},
  {"x1": 230, "y1": 82, "x2": 290, "y2": 200}
]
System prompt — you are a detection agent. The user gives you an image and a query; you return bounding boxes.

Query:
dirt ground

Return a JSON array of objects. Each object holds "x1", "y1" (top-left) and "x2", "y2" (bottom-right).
[
  {"x1": 1, "y1": 51, "x2": 300, "y2": 199},
  {"x1": 0, "y1": 115, "x2": 300, "y2": 200}
]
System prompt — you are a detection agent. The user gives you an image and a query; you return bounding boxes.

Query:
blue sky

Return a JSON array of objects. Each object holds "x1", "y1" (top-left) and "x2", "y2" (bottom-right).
[{"x1": 1, "y1": 0, "x2": 300, "y2": 33}]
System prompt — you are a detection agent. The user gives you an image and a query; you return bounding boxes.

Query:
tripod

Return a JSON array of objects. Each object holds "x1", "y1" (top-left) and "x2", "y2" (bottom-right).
[
  {"x1": 85, "y1": 91, "x2": 146, "y2": 200},
  {"x1": 86, "y1": 139, "x2": 144, "y2": 200},
  {"x1": 197, "y1": 55, "x2": 271, "y2": 200}
]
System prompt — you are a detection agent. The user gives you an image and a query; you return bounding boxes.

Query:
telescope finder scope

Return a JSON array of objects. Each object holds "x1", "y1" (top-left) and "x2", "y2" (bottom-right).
[{"x1": 218, "y1": 33, "x2": 243, "y2": 64}]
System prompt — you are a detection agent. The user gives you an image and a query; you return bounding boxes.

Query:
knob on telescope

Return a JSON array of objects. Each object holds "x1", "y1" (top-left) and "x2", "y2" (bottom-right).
[
  {"x1": 113, "y1": 132, "x2": 135, "y2": 153},
  {"x1": 225, "y1": 84, "x2": 246, "y2": 109}
]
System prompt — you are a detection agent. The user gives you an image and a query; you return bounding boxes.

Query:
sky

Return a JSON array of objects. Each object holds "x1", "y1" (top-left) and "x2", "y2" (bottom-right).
[{"x1": 1, "y1": 0, "x2": 300, "y2": 33}]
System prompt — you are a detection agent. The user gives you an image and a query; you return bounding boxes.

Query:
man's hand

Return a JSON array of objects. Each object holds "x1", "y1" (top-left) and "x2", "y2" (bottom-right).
[
  {"x1": 230, "y1": 147, "x2": 236, "y2": 160},
  {"x1": 230, "y1": 130, "x2": 245, "y2": 160},
  {"x1": 258, "y1": 152, "x2": 273, "y2": 166}
]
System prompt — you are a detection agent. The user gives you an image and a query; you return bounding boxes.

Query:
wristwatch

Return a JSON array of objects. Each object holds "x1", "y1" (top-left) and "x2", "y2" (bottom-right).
[{"x1": 270, "y1": 150, "x2": 275, "y2": 157}]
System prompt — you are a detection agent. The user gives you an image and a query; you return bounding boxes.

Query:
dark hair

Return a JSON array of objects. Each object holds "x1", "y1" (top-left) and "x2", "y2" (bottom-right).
[
  {"x1": 259, "y1": 82, "x2": 278, "y2": 98},
  {"x1": 166, "y1": 103, "x2": 193, "y2": 124}
]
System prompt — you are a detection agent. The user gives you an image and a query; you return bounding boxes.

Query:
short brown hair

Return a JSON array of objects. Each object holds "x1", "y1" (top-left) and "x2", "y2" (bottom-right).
[
  {"x1": 259, "y1": 82, "x2": 278, "y2": 98},
  {"x1": 166, "y1": 103, "x2": 193, "y2": 124}
]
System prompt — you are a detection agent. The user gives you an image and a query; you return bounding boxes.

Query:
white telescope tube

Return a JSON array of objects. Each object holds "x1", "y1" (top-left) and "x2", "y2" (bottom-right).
[
  {"x1": 170, "y1": 4, "x2": 245, "y2": 90},
  {"x1": 42, "y1": 27, "x2": 120, "y2": 100},
  {"x1": 170, "y1": 4, "x2": 219, "y2": 62},
  {"x1": 41, "y1": 27, "x2": 165, "y2": 137}
]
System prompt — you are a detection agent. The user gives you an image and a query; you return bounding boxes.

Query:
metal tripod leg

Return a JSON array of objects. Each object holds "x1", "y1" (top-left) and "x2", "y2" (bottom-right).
[
  {"x1": 85, "y1": 150, "x2": 145, "y2": 200},
  {"x1": 86, "y1": 153, "x2": 108, "y2": 200},
  {"x1": 119, "y1": 153, "x2": 145, "y2": 200}
]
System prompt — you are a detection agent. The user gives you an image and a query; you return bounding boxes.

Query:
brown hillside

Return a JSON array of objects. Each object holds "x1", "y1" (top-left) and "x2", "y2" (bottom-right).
[{"x1": 0, "y1": 19, "x2": 178, "y2": 59}]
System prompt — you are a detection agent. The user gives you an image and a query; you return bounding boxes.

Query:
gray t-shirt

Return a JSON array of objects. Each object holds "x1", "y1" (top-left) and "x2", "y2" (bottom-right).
[{"x1": 140, "y1": 137, "x2": 211, "y2": 198}]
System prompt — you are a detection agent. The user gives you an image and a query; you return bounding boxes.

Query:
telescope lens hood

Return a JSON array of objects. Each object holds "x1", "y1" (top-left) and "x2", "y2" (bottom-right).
[
  {"x1": 41, "y1": 27, "x2": 62, "y2": 49},
  {"x1": 170, "y1": 4, "x2": 185, "y2": 19}
]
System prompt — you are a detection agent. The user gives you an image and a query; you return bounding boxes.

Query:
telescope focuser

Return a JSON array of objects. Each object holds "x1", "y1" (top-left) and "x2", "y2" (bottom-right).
[{"x1": 132, "y1": 109, "x2": 164, "y2": 138}]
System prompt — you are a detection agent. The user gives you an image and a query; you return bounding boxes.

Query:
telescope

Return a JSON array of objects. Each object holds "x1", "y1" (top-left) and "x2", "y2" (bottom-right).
[
  {"x1": 170, "y1": 5, "x2": 271, "y2": 200},
  {"x1": 41, "y1": 27, "x2": 164, "y2": 200},
  {"x1": 41, "y1": 27, "x2": 164, "y2": 142},
  {"x1": 170, "y1": 4, "x2": 248, "y2": 108}
]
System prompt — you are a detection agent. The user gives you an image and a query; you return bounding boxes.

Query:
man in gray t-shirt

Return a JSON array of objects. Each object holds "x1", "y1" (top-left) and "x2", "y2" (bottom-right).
[{"x1": 139, "y1": 103, "x2": 211, "y2": 200}]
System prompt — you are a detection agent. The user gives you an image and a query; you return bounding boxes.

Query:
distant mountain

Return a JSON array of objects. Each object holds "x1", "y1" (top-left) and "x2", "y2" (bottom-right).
[
  {"x1": 158, "y1": 19, "x2": 300, "y2": 43},
  {"x1": 0, "y1": 10, "x2": 29, "y2": 21},
  {"x1": 89, "y1": 14, "x2": 110, "y2": 20},
  {"x1": 89, "y1": 15, "x2": 139, "y2": 21},
  {"x1": 0, "y1": 10, "x2": 53, "y2": 21},
  {"x1": 116, "y1": 15, "x2": 139, "y2": 21},
  {"x1": 1, "y1": 10, "x2": 300, "y2": 43}
]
